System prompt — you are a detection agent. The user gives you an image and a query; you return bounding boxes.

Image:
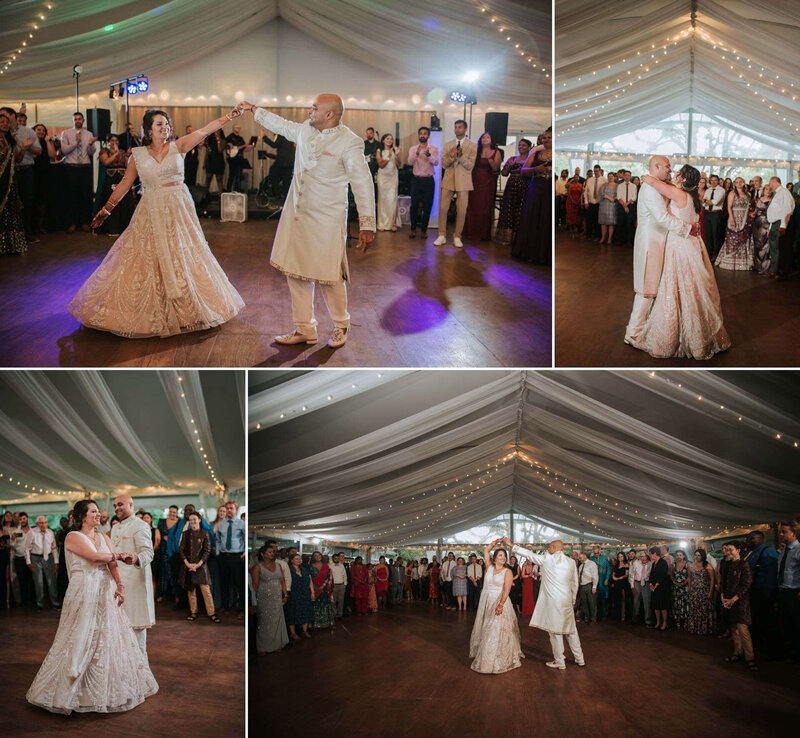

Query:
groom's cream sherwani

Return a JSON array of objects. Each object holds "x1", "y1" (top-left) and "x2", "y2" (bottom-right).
[
  {"x1": 253, "y1": 109, "x2": 376, "y2": 285},
  {"x1": 626, "y1": 181, "x2": 692, "y2": 342},
  {"x1": 512, "y1": 545, "x2": 584, "y2": 667},
  {"x1": 111, "y1": 515, "x2": 155, "y2": 653}
]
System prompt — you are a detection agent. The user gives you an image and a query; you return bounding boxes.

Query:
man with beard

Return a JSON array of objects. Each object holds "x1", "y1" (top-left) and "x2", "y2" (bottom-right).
[{"x1": 407, "y1": 126, "x2": 439, "y2": 238}]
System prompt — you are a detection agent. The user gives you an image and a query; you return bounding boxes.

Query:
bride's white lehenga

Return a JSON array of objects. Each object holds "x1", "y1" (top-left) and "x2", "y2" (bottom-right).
[
  {"x1": 631, "y1": 195, "x2": 731, "y2": 360},
  {"x1": 68, "y1": 142, "x2": 244, "y2": 338},
  {"x1": 469, "y1": 565, "x2": 524, "y2": 674},
  {"x1": 26, "y1": 532, "x2": 158, "y2": 714}
]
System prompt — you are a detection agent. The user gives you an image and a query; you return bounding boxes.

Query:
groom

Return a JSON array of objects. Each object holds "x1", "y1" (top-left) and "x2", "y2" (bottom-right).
[
  {"x1": 624, "y1": 156, "x2": 698, "y2": 344},
  {"x1": 237, "y1": 95, "x2": 376, "y2": 349},
  {"x1": 111, "y1": 495, "x2": 155, "y2": 656},
  {"x1": 504, "y1": 537, "x2": 584, "y2": 669}
]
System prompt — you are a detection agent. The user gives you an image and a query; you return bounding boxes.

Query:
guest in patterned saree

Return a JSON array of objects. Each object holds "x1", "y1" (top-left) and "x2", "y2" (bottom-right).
[
  {"x1": 0, "y1": 108, "x2": 27, "y2": 255},
  {"x1": 310, "y1": 552, "x2": 335, "y2": 629},
  {"x1": 670, "y1": 550, "x2": 691, "y2": 629},
  {"x1": 367, "y1": 565, "x2": 378, "y2": 613},
  {"x1": 752, "y1": 185, "x2": 773, "y2": 273},
  {"x1": 95, "y1": 135, "x2": 136, "y2": 236},
  {"x1": 495, "y1": 138, "x2": 533, "y2": 244},
  {"x1": 715, "y1": 177, "x2": 754, "y2": 270},
  {"x1": 590, "y1": 546, "x2": 611, "y2": 619},
  {"x1": 374, "y1": 555, "x2": 390, "y2": 609},
  {"x1": 687, "y1": 548, "x2": 716, "y2": 635},
  {"x1": 349, "y1": 556, "x2": 369, "y2": 615}
]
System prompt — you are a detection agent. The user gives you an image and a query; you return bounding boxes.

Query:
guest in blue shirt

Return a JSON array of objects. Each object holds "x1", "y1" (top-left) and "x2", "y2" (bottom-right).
[
  {"x1": 778, "y1": 521, "x2": 800, "y2": 662},
  {"x1": 744, "y1": 530, "x2": 780, "y2": 658},
  {"x1": 216, "y1": 500, "x2": 246, "y2": 611}
]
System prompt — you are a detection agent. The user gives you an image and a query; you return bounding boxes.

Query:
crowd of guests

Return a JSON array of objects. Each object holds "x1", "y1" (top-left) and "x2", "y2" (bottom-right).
[
  {"x1": 556, "y1": 162, "x2": 800, "y2": 276},
  {"x1": 363, "y1": 121, "x2": 551, "y2": 264},
  {"x1": 0, "y1": 501, "x2": 247, "y2": 622},
  {"x1": 254, "y1": 522, "x2": 800, "y2": 674}
]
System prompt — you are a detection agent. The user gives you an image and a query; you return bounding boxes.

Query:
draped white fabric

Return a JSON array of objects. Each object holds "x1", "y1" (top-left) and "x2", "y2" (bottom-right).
[
  {"x1": 249, "y1": 370, "x2": 800, "y2": 544},
  {"x1": 0, "y1": 371, "x2": 244, "y2": 505},
  {"x1": 555, "y1": 0, "x2": 800, "y2": 154},
  {"x1": 1, "y1": 0, "x2": 549, "y2": 114}
]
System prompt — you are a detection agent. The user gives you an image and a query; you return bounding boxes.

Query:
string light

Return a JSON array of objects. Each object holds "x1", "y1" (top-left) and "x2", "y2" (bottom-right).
[{"x1": 1, "y1": 2, "x2": 56, "y2": 74}]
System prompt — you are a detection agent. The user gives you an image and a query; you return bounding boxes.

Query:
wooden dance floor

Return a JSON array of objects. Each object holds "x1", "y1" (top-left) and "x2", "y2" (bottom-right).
[
  {"x1": 4, "y1": 602, "x2": 244, "y2": 737},
  {"x1": 252, "y1": 602, "x2": 797, "y2": 738},
  {"x1": 556, "y1": 231, "x2": 800, "y2": 367},
  {"x1": 0, "y1": 221, "x2": 551, "y2": 367}
]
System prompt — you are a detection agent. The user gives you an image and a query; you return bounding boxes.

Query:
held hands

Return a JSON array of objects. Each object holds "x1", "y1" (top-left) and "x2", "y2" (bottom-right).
[
  {"x1": 117, "y1": 552, "x2": 137, "y2": 565},
  {"x1": 236, "y1": 101, "x2": 256, "y2": 115},
  {"x1": 356, "y1": 230, "x2": 374, "y2": 251},
  {"x1": 689, "y1": 223, "x2": 701, "y2": 237}
]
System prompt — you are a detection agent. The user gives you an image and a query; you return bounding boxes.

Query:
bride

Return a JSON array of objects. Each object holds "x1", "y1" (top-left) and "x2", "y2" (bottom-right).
[
  {"x1": 630, "y1": 164, "x2": 731, "y2": 360},
  {"x1": 26, "y1": 500, "x2": 158, "y2": 714},
  {"x1": 469, "y1": 538, "x2": 524, "y2": 674},
  {"x1": 68, "y1": 108, "x2": 245, "y2": 338}
]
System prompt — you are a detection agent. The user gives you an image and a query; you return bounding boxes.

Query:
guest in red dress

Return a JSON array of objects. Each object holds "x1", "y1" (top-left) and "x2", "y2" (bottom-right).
[
  {"x1": 349, "y1": 556, "x2": 369, "y2": 614},
  {"x1": 374, "y1": 555, "x2": 390, "y2": 609},
  {"x1": 428, "y1": 562, "x2": 440, "y2": 603},
  {"x1": 463, "y1": 131, "x2": 502, "y2": 241},
  {"x1": 521, "y1": 559, "x2": 536, "y2": 616},
  {"x1": 566, "y1": 176, "x2": 584, "y2": 234}
]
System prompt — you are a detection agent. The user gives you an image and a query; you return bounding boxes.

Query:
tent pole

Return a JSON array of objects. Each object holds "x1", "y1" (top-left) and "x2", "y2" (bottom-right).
[
  {"x1": 510, "y1": 511, "x2": 515, "y2": 545},
  {"x1": 437, "y1": 537, "x2": 442, "y2": 563}
]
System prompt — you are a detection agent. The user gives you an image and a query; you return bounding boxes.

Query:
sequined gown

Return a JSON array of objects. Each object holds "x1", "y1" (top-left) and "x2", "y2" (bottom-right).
[
  {"x1": 469, "y1": 565, "x2": 523, "y2": 674},
  {"x1": 256, "y1": 563, "x2": 289, "y2": 653},
  {"x1": 68, "y1": 142, "x2": 244, "y2": 337},
  {"x1": 630, "y1": 195, "x2": 731, "y2": 360},
  {"x1": 715, "y1": 192, "x2": 753, "y2": 270},
  {"x1": 26, "y1": 531, "x2": 158, "y2": 714}
]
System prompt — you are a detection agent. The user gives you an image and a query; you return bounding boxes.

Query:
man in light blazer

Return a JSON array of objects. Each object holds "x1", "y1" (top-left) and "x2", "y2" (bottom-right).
[{"x1": 434, "y1": 119, "x2": 477, "y2": 248}]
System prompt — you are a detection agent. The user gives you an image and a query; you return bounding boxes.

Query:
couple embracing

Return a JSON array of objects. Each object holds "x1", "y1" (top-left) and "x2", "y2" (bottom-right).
[{"x1": 625, "y1": 157, "x2": 731, "y2": 360}]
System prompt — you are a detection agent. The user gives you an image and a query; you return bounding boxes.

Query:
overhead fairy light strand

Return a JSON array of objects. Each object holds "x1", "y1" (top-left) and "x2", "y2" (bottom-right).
[
  {"x1": 176, "y1": 374, "x2": 225, "y2": 493},
  {"x1": 1, "y1": 2, "x2": 55, "y2": 75}
]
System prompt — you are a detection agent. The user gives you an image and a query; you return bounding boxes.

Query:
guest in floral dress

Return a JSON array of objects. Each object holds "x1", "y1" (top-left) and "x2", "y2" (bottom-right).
[
  {"x1": 286, "y1": 553, "x2": 313, "y2": 639},
  {"x1": 687, "y1": 549, "x2": 716, "y2": 635},
  {"x1": 452, "y1": 557, "x2": 468, "y2": 611},
  {"x1": 310, "y1": 552, "x2": 335, "y2": 629},
  {"x1": 428, "y1": 561, "x2": 440, "y2": 603},
  {"x1": 715, "y1": 178, "x2": 754, "y2": 270},
  {"x1": 752, "y1": 186, "x2": 773, "y2": 273},
  {"x1": 670, "y1": 550, "x2": 691, "y2": 628},
  {"x1": 597, "y1": 173, "x2": 618, "y2": 244},
  {"x1": 367, "y1": 565, "x2": 378, "y2": 613}
]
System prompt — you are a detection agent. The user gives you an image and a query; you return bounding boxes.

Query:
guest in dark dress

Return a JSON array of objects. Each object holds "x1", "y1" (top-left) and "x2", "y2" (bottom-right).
[
  {"x1": 721, "y1": 541, "x2": 756, "y2": 669},
  {"x1": 463, "y1": 131, "x2": 502, "y2": 241},
  {"x1": 648, "y1": 546, "x2": 671, "y2": 630},
  {"x1": 0, "y1": 534, "x2": 12, "y2": 609},
  {"x1": 0, "y1": 109, "x2": 27, "y2": 255},
  {"x1": 508, "y1": 556, "x2": 522, "y2": 612},
  {"x1": 495, "y1": 138, "x2": 533, "y2": 244},
  {"x1": 610, "y1": 552, "x2": 629, "y2": 621},
  {"x1": 179, "y1": 511, "x2": 221, "y2": 623},
  {"x1": 55, "y1": 517, "x2": 71, "y2": 602},
  {"x1": 32, "y1": 124, "x2": 57, "y2": 235},
  {"x1": 96, "y1": 135, "x2": 136, "y2": 235},
  {"x1": 286, "y1": 553, "x2": 313, "y2": 639},
  {"x1": 183, "y1": 125, "x2": 200, "y2": 186},
  {"x1": 512, "y1": 127, "x2": 552, "y2": 265},
  {"x1": 204, "y1": 129, "x2": 226, "y2": 194}
]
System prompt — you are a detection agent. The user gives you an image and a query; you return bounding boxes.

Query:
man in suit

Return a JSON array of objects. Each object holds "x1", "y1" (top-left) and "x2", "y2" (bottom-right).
[{"x1": 434, "y1": 119, "x2": 477, "y2": 248}]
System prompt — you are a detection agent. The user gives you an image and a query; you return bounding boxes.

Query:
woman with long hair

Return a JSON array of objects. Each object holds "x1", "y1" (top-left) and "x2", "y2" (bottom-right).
[
  {"x1": 26, "y1": 499, "x2": 158, "y2": 714},
  {"x1": 512, "y1": 127, "x2": 552, "y2": 264},
  {"x1": 253, "y1": 544, "x2": 288, "y2": 653},
  {"x1": 0, "y1": 108, "x2": 27, "y2": 255},
  {"x1": 69, "y1": 108, "x2": 244, "y2": 338},
  {"x1": 349, "y1": 555, "x2": 369, "y2": 614},
  {"x1": 670, "y1": 549, "x2": 691, "y2": 629},
  {"x1": 376, "y1": 133, "x2": 402, "y2": 231},
  {"x1": 687, "y1": 548, "x2": 716, "y2": 635},
  {"x1": 752, "y1": 184, "x2": 773, "y2": 273},
  {"x1": 632, "y1": 164, "x2": 731, "y2": 359},
  {"x1": 309, "y1": 551, "x2": 335, "y2": 629},
  {"x1": 464, "y1": 130, "x2": 502, "y2": 241},
  {"x1": 469, "y1": 538, "x2": 523, "y2": 674},
  {"x1": 715, "y1": 176, "x2": 754, "y2": 270}
]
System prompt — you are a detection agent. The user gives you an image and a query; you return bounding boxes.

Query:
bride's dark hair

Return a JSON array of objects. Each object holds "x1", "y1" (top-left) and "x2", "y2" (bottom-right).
[
  {"x1": 141, "y1": 109, "x2": 173, "y2": 146},
  {"x1": 678, "y1": 164, "x2": 702, "y2": 214},
  {"x1": 71, "y1": 499, "x2": 97, "y2": 530},
  {"x1": 492, "y1": 547, "x2": 510, "y2": 569}
]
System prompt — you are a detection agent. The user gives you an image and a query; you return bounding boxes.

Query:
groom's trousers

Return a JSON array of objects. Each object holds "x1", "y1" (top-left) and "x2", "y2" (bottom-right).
[
  {"x1": 625, "y1": 294, "x2": 653, "y2": 342},
  {"x1": 549, "y1": 630, "x2": 584, "y2": 666},
  {"x1": 287, "y1": 276, "x2": 349, "y2": 335},
  {"x1": 133, "y1": 627, "x2": 148, "y2": 656}
]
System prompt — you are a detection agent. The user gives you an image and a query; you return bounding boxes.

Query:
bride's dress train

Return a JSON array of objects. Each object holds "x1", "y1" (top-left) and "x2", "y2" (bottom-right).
[
  {"x1": 26, "y1": 532, "x2": 158, "y2": 714},
  {"x1": 68, "y1": 142, "x2": 244, "y2": 338},
  {"x1": 630, "y1": 195, "x2": 731, "y2": 360},
  {"x1": 469, "y1": 565, "x2": 524, "y2": 674}
]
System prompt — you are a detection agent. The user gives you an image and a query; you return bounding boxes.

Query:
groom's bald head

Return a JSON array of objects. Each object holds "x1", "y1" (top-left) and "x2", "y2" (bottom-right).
[
  {"x1": 548, "y1": 539, "x2": 564, "y2": 554},
  {"x1": 309, "y1": 94, "x2": 344, "y2": 130},
  {"x1": 648, "y1": 156, "x2": 672, "y2": 181}
]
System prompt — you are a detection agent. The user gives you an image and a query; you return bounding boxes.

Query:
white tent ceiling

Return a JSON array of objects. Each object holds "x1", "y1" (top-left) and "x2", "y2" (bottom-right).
[
  {"x1": 0, "y1": 371, "x2": 245, "y2": 506},
  {"x1": 0, "y1": 0, "x2": 549, "y2": 127},
  {"x1": 555, "y1": 0, "x2": 800, "y2": 155},
  {"x1": 249, "y1": 370, "x2": 800, "y2": 545}
]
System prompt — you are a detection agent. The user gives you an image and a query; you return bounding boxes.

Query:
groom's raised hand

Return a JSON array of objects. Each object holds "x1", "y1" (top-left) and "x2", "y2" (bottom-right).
[
  {"x1": 237, "y1": 101, "x2": 256, "y2": 114},
  {"x1": 356, "y1": 230, "x2": 374, "y2": 251}
]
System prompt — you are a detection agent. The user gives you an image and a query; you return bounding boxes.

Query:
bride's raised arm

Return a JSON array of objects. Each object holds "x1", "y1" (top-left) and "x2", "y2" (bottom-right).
[
  {"x1": 483, "y1": 537, "x2": 502, "y2": 563},
  {"x1": 175, "y1": 108, "x2": 241, "y2": 155},
  {"x1": 641, "y1": 174, "x2": 686, "y2": 205}
]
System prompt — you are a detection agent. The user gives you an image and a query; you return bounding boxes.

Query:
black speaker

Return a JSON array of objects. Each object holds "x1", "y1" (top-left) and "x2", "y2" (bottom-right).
[
  {"x1": 484, "y1": 112, "x2": 508, "y2": 143},
  {"x1": 86, "y1": 108, "x2": 111, "y2": 141}
]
